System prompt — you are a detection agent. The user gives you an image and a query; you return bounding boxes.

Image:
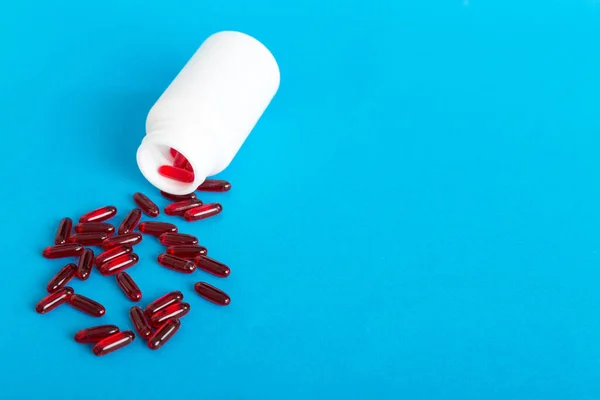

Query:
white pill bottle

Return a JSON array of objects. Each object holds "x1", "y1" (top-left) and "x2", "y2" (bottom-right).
[{"x1": 137, "y1": 31, "x2": 280, "y2": 195}]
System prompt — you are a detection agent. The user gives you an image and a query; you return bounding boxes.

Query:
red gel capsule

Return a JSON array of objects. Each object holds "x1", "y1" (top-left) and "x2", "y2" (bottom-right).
[
  {"x1": 150, "y1": 302, "x2": 190, "y2": 328},
  {"x1": 116, "y1": 272, "x2": 142, "y2": 302},
  {"x1": 68, "y1": 294, "x2": 106, "y2": 317},
  {"x1": 42, "y1": 243, "x2": 84, "y2": 259},
  {"x1": 95, "y1": 245, "x2": 132, "y2": 266},
  {"x1": 158, "y1": 165, "x2": 195, "y2": 183},
  {"x1": 164, "y1": 199, "x2": 203, "y2": 216},
  {"x1": 68, "y1": 232, "x2": 109, "y2": 246},
  {"x1": 118, "y1": 209, "x2": 142, "y2": 235},
  {"x1": 159, "y1": 233, "x2": 198, "y2": 246},
  {"x1": 183, "y1": 203, "x2": 222, "y2": 222},
  {"x1": 54, "y1": 217, "x2": 72, "y2": 245},
  {"x1": 166, "y1": 245, "x2": 207, "y2": 259},
  {"x1": 133, "y1": 192, "x2": 160, "y2": 217},
  {"x1": 76, "y1": 248, "x2": 94, "y2": 280},
  {"x1": 138, "y1": 222, "x2": 178, "y2": 237},
  {"x1": 129, "y1": 306, "x2": 152, "y2": 339},
  {"x1": 173, "y1": 152, "x2": 190, "y2": 169},
  {"x1": 74, "y1": 325, "x2": 120, "y2": 344},
  {"x1": 196, "y1": 179, "x2": 232, "y2": 192},
  {"x1": 92, "y1": 331, "x2": 135, "y2": 356},
  {"x1": 101, "y1": 233, "x2": 142, "y2": 250},
  {"x1": 99, "y1": 254, "x2": 139, "y2": 276},
  {"x1": 148, "y1": 319, "x2": 181, "y2": 350},
  {"x1": 36, "y1": 287, "x2": 74, "y2": 314},
  {"x1": 194, "y1": 282, "x2": 231, "y2": 306},
  {"x1": 194, "y1": 255, "x2": 230, "y2": 278},
  {"x1": 160, "y1": 190, "x2": 197, "y2": 202},
  {"x1": 79, "y1": 206, "x2": 117, "y2": 223},
  {"x1": 157, "y1": 254, "x2": 196, "y2": 274},
  {"x1": 145, "y1": 291, "x2": 184, "y2": 317},
  {"x1": 169, "y1": 148, "x2": 178, "y2": 157},
  {"x1": 46, "y1": 263, "x2": 77, "y2": 293},
  {"x1": 74, "y1": 222, "x2": 115, "y2": 235}
]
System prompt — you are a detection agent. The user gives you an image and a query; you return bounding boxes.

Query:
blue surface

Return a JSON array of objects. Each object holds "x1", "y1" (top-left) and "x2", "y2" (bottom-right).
[{"x1": 1, "y1": 1, "x2": 600, "y2": 399}]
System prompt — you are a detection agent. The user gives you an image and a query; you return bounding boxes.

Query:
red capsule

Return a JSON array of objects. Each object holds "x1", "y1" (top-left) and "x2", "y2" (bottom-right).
[
  {"x1": 164, "y1": 199, "x2": 203, "y2": 216},
  {"x1": 166, "y1": 245, "x2": 207, "y2": 259},
  {"x1": 101, "y1": 233, "x2": 142, "y2": 250},
  {"x1": 92, "y1": 331, "x2": 135, "y2": 356},
  {"x1": 169, "y1": 148, "x2": 178, "y2": 158},
  {"x1": 74, "y1": 222, "x2": 115, "y2": 235},
  {"x1": 35, "y1": 287, "x2": 74, "y2": 314},
  {"x1": 76, "y1": 248, "x2": 94, "y2": 280},
  {"x1": 118, "y1": 209, "x2": 142, "y2": 235},
  {"x1": 173, "y1": 152, "x2": 190, "y2": 169},
  {"x1": 150, "y1": 302, "x2": 190, "y2": 328},
  {"x1": 116, "y1": 272, "x2": 142, "y2": 302},
  {"x1": 95, "y1": 245, "x2": 132, "y2": 266},
  {"x1": 46, "y1": 264, "x2": 77, "y2": 293},
  {"x1": 196, "y1": 179, "x2": 231, "y2": 192},
  {"x1": 42, "y1": 243, "x2": 84, "y2": 259},
  {"x1": 54, "y1": 217, "x2": 72, "y2": 245},
  {"x1": 158, "y1": 165, "x2": 195, "y2": 183},
  {"x1": 145, "y1": 291, "x2": 184, "y2": 317},
  {"x1": 68, "y1": 232, "x2": 109, "y2": 246},
  {"x1": 133, "y1": 192, "x2": 160, "y2": 217},
  {"x1": 138, "y1": 222, "x2": 178, "y2": 237},
  {"x1": 129, "y1": 306, "x2": 152, "y2": 339},
  {"x1": 148, "y1": 319, "x2": 181, "y2": 350},
  {"x1": 194, "y1": 255, "x2": 230, "y2": 278},
  {"x1": 74, "y1": 325, "x2": 120, "y2": 344},
  {"x1": 79, "y1": 206, "x2": 117, "y2": 223},
  {"x1": 157, "y1": 254, "x2": 196, "y2": 274},
  {"x1": 99, "y1": 254, "x2": 139, "y2": 276},
  {"x1": 160, "y1": 190, "x2": 197, "y2": 202},
  {"x1": 184, "y1": 203, "x2": 222, "y2": 222},
  {"x1": 159, "y1": 233, "x2": 198, "y2": 246},
  {"x1": 68, "y1": 294, "x2": 106, "y2": 317},
  {"x1": 194, "y1": 282, "x2": 231, "y2": 306}
]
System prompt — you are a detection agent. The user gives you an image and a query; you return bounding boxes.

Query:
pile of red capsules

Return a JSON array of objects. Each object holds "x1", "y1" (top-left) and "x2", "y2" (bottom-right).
[{"x1": 36, "y1": 149, "x2": 232, "y2": 355}]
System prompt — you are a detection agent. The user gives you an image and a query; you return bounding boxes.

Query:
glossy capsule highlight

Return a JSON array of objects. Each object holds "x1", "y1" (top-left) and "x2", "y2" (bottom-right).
[
  {"x1": 92, "y1": 331, "x2": 135, "y2": 356},
  {"x1": 148, "y1": 319, "x2": 181, "y2": 350},
  {"x1": 42, "y1": 243, "x2": 84, "y2": 259},
  {"x1": 116, "y1": 272, "x2": 142, "y2": 302},
  {"x1": 76, "y1": 248, "x2": 94, "y2": 280},
  {"x1": 194, "y1": 255, "x2": 230, "y2": 278},
  {"x1": 95, "y1": 245, "x2": 132, "y2": 266},
  {"x1": 150, "y1": 302, "x2": 190, "y2": 328},
  {"x1": 157, "y1": 254, "x2": 196, "y2": 274},
  {"x1": 160, "y1": 190, "x2": 197, "y2": 202},
  {"x1": 133, "y1": 192, "x2": 160, "y2": 217},
  {"x1": 145, "y1": 291, "x2": 184, "y2": 318},
  {"x1": 166, "y1": 245, "x2": 207, "y2": 259},
  {"x1": 68, "y1": 232, "x2": 109, "y2": 246},
  {"x1": 184, "y1": 203, "x2": 222, "y2": 222},
  {"x1": 36, "y1": 287, "x2": 74, "y2": 314},
  {"x1": 74, "y1": 222, "x2": 115, "y2": 235},
  {"x1": 158, "y1": 165, "x2": 195, "y2": 183},
  {"x1": 129, "y1": 306, "x2": 152, "y2": 339},
  {"x1": 118, "y1": 209, "x2": 142, "y2": 235},
  {"x1": 79, "y1": 206, "x2": 117, "y2": 223},
  {"x1": 47, "y1": 263, "x2": 77, "y2": 293},
  {"x1": 196, "y1": 179, "x2": 231, "y2": 192},
  {"x1": 54, "y1": 217, "x2": 72, "y2": 245},
  {"x1": 99, "y1": 254, "x2": 139, "y2": 276},
  {"x1": 159, "y1": 233, "x2": 198, "y2": 246},
  {"x1": 68, "y1": 294, "x2": 106, "y2": 317},
  {"x1": 164, "y1": 199, "x2": 203, "y2": 216},
  {"x1": 74, "y1": 325, "x2": 120, "y2": 344},
  {"x1": 194, "y1": 282, "x2": 231, "y2": 306},
  {"x1": 101, "y1": 233, "x2": 142, "y2": 250}
]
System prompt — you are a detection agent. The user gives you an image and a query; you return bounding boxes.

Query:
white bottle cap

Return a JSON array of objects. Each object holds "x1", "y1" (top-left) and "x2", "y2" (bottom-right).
[{"x1": 137, "y1": 31, "x2": 280, "y2": 194}]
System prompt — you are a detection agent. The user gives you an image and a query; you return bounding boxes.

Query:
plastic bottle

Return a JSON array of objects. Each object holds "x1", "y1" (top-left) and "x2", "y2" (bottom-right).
[{"x1": 137, "y1": 31, "x2": 280, "y2": 194}]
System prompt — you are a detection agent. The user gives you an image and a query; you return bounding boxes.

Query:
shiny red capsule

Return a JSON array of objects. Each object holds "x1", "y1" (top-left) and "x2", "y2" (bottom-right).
[
  {"x1": 157, "y1": 254, "x2": 196, "y2": 274},
  {"x1": 150, "y1": 302, "x2": 190, "y2": 328},
  {"x1": 42, "y1": 243, "x2": 84, "y2": 259},
  {"x1": 145, "y1": 291, "x2": 184, "y2": 317},
  {"x1": 36, "y1": 287, "x2": 74, "y2": 314},
  {"x1": 99, "y1": 254, "x2": 139, "y2": 276},
  {"x1": 158, "y1": 165, "x2": 195, "y2": 183},
  {"x1": 173, "y1": 152, "x2": 190, "y2": 169},
  {"x1": 74, "y1": 222, "x2": 115, "y2": 235},
  {"x1": 74, "y1": 325, "x2": 120, "y2": 344},
  {"x1": 118, "y1": 209, "x2": 142, "y2": 235},
  {"x1": 95, "y1": 245, "x2": 132, "y2": 266},
  {"x1": 79, "y1": 206, "x2": 117, "y2": 223},
  {"x1": 129, "y1": 306, "x2": 152, "y2": 339},
  {"x1": 159, "y1": 233, "x2": 198, "y2": 246},
  {"x1": 76, "y1": 248, "x2": 94, "y2": 280},
  {"x1": 170, "y1": 148, "x2": 178, "y2": 157},
  {"x1": 194, "y1": 282, "x2": 231, "y2": 306},
  {"x1": 194, "y1": 255, "x2": 230, "y2": 278},
  {"x1": 164, "y1": 199, "x2": 203, "y2": 216},
  {"x1": 160, "y1": 190, "x2": 197, "y2": 202},
  {"x1": 148, "y1": 319, "x2": 181, "y2": 350},
  {"x1": 196, "y1": 179, "x2": 231, "y2": 192},
  {"x1": 138, "y1": 222, "x2": 178, "y2": 237},
  {"x1": 54, "y1": 217, "x2": 72, "y2": 245},
  {"x1": 68, "y1": 294, "x2": 106, "y2": 317},
  {"x1": 101, "y1": 233, "x2": 142, "y2": 250},
  {"x1": 116, "y1": 272, "x2": 142, "y2": 302},
  {"x1": 166, "y1": 245, "x2": 207, "y2": 259},
  {"x1": 46, "y1": 263, "x2": 77, "y2": 293},
  {"x1": 184, "y1": 203, "x2": 222, "y2": 222},
  {"x1": 92, "y1": 331, "x2": 135, "y2": 356},
  {"x1": 133, "y1": 192, "x2": 160, "y2": 217},
  {"x1": 68, "y1": 232, "x2": 109, "y2": 246}
]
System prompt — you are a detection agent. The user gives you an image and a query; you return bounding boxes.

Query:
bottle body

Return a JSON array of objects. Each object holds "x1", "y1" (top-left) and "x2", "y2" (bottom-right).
[{"x1": 138, "y1": 31, "x2": 280, "y2": 194}]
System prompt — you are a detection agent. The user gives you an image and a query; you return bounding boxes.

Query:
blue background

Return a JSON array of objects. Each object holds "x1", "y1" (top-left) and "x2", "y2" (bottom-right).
[{"x1": 1, "y1": 1, "x2": 600, "y2": 399}]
